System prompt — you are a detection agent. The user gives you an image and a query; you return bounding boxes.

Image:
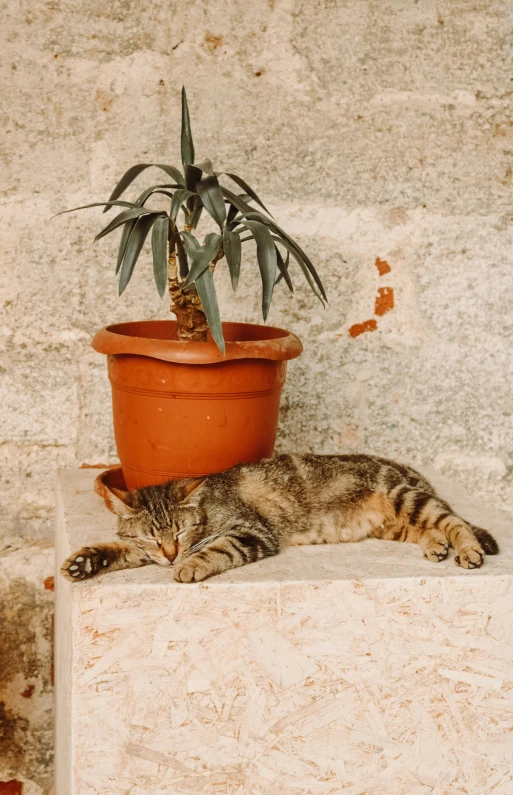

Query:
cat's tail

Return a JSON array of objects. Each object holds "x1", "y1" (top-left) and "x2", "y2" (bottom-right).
[{"x1": 470, "y1": 525, "x2": 499, "y2": 555}]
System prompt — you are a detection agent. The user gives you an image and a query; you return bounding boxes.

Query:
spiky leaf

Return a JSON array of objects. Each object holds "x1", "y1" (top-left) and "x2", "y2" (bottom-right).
[
  {"x1": 188, "y1": 197, "x2": 204, "y2": 228},
  {"x1": 94, "y1": 207, "x2": 154, "y2": 242},
  {"x1": 219, "y1": 173, "x2": 273, "y2": 216},
  {"x1": 184, "y1": 164, "x2": 202, "y2": 212},
  {"x1": 226, "y1": 202, "x2": 240, "y2": 227},
  {"x1": 221, "y1": 187, "x2": 263, "y2": 220},
  {"x1": 170, "y1": 188, "x2": 197, "y2": 222},
  {"x1": 53, "y1": 200, "x2": 138, "y2": 219},
  {"x1": 270, "y1": 235, "x2": 323, "y2": 302},
  {"x1": 118, "y1": 214, "x2": 156, "y2": 295},
  {"x1": 242, "y1": 220, "x2": 277, "y2": 321},
  {"x1": 180, "y1": 230, "x2": 201, "y2": 258},
  {"x1": 183, "y1": 233, "x2": 222, "y2": 289},
  {"x1": 245, "y1": 212, "x2": 327, "y2": 302},
  {"x1": 104, "y1": 164, "x2": 184, "y2": 211},
  {"x1": 195, "y1": 267, "x2": 225, "y2": 354},
  {"x1": 181, "y1": 88, "x2": 195, "y2": 168},
  {"x1": 116, "y1": 219, "x2": 137, "y2": 274},
  {"x1": 198, "y1": 175, "x2": 226, "y2": 229},
  {"x1": 194, "y1": 159, "x2": 215, "y2": 175},
  {"x1": 223, "y1": 228, "x2": 242, "y2": 291},
  {"x1": 135, "y1": 184, "x2": 181, "y2": 205},
  {"x1": 175, "y1": 234, "x2": 189, "y2": 277},
  {"x1": 275, "y1": 245, "x2": 293, "y2": 292},
  {"x1": 152, "y1": 216, "x2": 169, "y2": 297}
]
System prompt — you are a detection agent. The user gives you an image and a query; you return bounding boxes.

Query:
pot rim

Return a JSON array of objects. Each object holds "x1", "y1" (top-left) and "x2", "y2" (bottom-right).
[{"x1": 91, "y1": 319, "x2": 303, "y2": 364}]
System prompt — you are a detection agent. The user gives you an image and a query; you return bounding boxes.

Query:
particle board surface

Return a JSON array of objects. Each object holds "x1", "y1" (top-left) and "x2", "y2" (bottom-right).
[{"x1": 55, "y1": 468, "x2": 513, "y2": 794}]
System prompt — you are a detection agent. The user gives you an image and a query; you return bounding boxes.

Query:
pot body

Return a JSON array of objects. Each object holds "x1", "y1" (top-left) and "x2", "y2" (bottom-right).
[
  {"x1": 93, "y1": 321, "x2": 302, "y2": 490},
  {"x1": 108, "y1": 354, "x2": 287, "y2": 488}
]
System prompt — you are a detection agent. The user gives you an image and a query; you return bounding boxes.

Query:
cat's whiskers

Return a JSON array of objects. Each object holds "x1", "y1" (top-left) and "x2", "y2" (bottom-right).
[{"x1": 180, "y1": 532, "x2": 220, "y2": 559}]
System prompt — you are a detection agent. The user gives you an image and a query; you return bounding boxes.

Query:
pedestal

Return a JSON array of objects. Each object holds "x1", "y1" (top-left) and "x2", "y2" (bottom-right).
[{"x1": 55, "y1": 467, "x2": 513, "y2": 794}]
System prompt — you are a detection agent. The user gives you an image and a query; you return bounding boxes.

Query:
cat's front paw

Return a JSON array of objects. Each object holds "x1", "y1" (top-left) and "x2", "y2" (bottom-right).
[
  {"x1": 423, "y1": 540, "x2": 449, "y2": 562},
  {"x1": 61, "y1": 546, "x2": 111, "y2": 581},
  {"x1": 173, "y1": 557, "x2": 212, "y2": 583}
]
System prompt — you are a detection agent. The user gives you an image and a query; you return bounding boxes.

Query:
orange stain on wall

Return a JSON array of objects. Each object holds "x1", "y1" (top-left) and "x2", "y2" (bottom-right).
[
  {"x1": 375, "y1": 287, "x2": 394, "y2": 316},
  {"x1": 0, "y1": 782, "x2": 23, "y2": 794},
  {"x1": 348, "y1": 319, "x2": 378, "y2": 338},
  {"x1": 375, "y1": 257, "x2": 391, "y2": 276}
]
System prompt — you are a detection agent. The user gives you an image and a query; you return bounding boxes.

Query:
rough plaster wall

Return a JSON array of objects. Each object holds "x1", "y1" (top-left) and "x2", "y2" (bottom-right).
[{"x1": 1, "y1": 0, "x2": 513, "y2": 787}]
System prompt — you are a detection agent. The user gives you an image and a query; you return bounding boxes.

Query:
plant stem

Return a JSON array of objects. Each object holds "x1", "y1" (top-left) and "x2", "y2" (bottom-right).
[{"x1": 168, "y1": 234, "x2": 208, "y2": 342}]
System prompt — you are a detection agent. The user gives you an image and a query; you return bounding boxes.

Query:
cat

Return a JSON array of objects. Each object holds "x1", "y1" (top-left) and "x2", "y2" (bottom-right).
[{"x1": 61, "y1": 454, "x2": 499, "y2": 584}]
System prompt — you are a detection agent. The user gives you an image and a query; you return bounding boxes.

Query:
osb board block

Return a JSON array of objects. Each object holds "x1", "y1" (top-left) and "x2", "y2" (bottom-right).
[{"x1": 55, "y1": 469, "x2": 513, "y2": 794}]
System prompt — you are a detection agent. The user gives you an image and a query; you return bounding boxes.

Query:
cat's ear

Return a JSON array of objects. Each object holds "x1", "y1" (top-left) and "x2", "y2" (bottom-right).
[
  {"x1": 180, "y1": 478, "x2": 206, "y2": 506},
  {"x1": 105, "y1": 486, "x2": 137, "y2": 517}
]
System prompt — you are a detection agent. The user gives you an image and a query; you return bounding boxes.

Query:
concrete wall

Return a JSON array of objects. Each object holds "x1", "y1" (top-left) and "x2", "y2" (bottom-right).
[{"x1": 1, "y1": 0, "x2": 512, "y2": 788}]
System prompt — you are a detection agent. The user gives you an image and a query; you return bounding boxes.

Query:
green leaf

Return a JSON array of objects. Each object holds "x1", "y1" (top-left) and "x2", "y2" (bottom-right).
[
  {"x1": 170, "y1": 188, "x2": 197, "y2": 222},
  {"x1": 198, "y1": 175, "x2": 226, "y2": 228},
  {"x1": 153, "y1": 165, "x2": 185, "y2": 186},
  {"x1": 226, "y1": 202, "x2": 240, "y2": 227},
  {"x1": 152, "y1": 217, "x2": 169, "y2": 298},
  {"x1": 180, "y1": 230, "x2": 201, "y2": 258},
  {"x1": 53, "y1": 200, "x2": 137, "y2": 219},
  {"x1": 242, "y1": 220, "x2": 277, "y2": 321},
  {"x1": 184, "y1": 164, "x2": 202, "y2": 212},
  {"x1": 116, "y1": 219, "x2": 136, "y2": 274},
  {"x1": 181, "y1": 87, "x2": 195, "y2": 168},
  {"x1": 194, "y1": 159, "x2": 215, "y2": 176},
  {"x1": 104, "y1": 164, "x2": 184, "y2": 211},
  {"x1": 94, "y1": 207, "x2": 155, "y2": 242},
  {"x1": 223, "y1": 228, "x2": 242, "y2": 291},
  {"x1": 221, "y1": 187, "x2": 264, "y2": 220},
  {"x1": 221, "y1": 189, "x2": 326, "y2": 302},
  {"x1": 245, "y1": 212, "x2": 327, "y2": 302},
  {"x1": 275, "y1": 245, "x2": 293, "y2": 292},
  {"x1": 195, "y1": 267, "x2": 225, "y2": 354},
  {"x1": 182, "y1": 233, "x2": 222, "y2": 289},
  {"x1": 187, "y1": 197, "x2": 203, "y2": 228},
  {"x1": 175, "y1": 234, "x2": 189, "y2": 277},
  {"x1": 270, "y1": 235, "x2": 324, "y2": 302},
  {"x1": 219, "y1": 172, "x2": 273, "y2": 217},
  {"x1": 135, "y1": 184, "x2": 181, "y2": 205},
  {"x1": 118, "y1": 214, "x2": 156, "y2": 295},
  {"x1": 184, "y1": 164, "x2": 202, "y2": 191}
]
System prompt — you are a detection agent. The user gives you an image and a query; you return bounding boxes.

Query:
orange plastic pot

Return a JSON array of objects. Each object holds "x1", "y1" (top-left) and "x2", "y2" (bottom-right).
[{"x1": 91, "y1": 320, "x2": 302, "y2": 489}]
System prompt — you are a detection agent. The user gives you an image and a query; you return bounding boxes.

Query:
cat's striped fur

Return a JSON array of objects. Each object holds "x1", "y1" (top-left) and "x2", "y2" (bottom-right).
[{"x1": 61, "y1": 454, "x2": 498, "y2": 583}]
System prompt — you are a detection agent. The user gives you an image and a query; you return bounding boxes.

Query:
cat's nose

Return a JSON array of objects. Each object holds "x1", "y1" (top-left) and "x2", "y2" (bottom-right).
[{"x1": 161, "y1": 540, "x2": 178, "y2": 561}]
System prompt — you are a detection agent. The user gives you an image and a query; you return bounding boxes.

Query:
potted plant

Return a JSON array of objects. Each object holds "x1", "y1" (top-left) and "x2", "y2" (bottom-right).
[{"x1": 59, "y1": 89, "x2": 326, "y2": 489}]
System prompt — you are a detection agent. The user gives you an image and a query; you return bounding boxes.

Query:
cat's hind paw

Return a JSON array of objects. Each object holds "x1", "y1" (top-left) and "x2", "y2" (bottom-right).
[
  {"x1": 61, "y1": 546, "x2": 111, "y2": 581},
  {"x1": 454, "y1": 544, "x2": 485, "y2": 569}
]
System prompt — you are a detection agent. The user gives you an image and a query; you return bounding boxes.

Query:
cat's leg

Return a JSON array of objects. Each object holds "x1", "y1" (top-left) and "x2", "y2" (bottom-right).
[
  {"x1": 173, "y1": 526, "x2": 280, "y2": 583},
  {"x1": 61, "y1": 542, "x2": 152, "y2": 581},
  {"x1": 387, "y1": 485, "x2": 494, "y2": 568}
]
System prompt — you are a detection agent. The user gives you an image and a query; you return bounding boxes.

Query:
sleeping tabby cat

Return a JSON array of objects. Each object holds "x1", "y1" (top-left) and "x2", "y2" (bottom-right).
[{"x1": 61, "y1": 454, "x2": 499, "y2": 583}]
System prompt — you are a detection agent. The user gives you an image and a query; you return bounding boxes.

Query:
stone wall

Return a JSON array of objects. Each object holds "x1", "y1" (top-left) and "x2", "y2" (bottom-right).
[{"x1": 1, "y1": 0, "x2": 512, "y2": 788}]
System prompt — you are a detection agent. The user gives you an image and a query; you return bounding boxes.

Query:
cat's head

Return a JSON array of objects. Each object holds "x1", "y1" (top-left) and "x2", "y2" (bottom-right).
[{"x1": 105, "y1": 478, "x2": 206, "y2": 566}]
